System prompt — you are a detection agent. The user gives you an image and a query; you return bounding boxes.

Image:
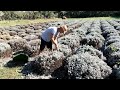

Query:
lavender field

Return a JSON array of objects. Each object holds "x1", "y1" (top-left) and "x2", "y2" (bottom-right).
[{"x1": 1, "y1": 18, "x2": 120, "y2": 79}]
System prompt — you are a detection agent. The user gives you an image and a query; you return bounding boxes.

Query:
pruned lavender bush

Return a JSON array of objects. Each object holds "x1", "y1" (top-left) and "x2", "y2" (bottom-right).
[
  {"x1": 102, "y1": 29, "x2": 117, "y2": 38},
  {"x1": 1, "y1": 31, "x2": 10, "y2": 36},
  {"x1": 107, "y1": 51, "x2": 120, "y2": 67},
  {"x1": 8, "y1": 31, "x2": 17, "y2": 36},
  {"x1": 105, "y1": 36, "x2": 120, "y2": 42},
  {"x1": 17, "y1": 32, "x2": 26, "y2": 37},
  {"x1": 23, "y1": 35, "x2": 38, "y2": 41},
  {"x1": 58, "y1": 44, "x2": 72, "y2": 56},
  {"x1": 8, "y1": 27, "x2": 20, "y2": 33},
  {"x1": 18, "y1": 25, "x2": 28, "y2": 29},
  {"x1": 34, "y1": 33, "x2": 41, "y2": 39},
  {"x1": 72, "y1": 28, "x2": 87, "y2": 36},
  {"x1": 75, "y1": 45, "x2": 104, "y2": 60},
  {"x1": 101, "y1": 25, "x2": 113, "y2": 30},
  {"x1": 104, "y1": 42, "x2": 120, "y2": 58},
  {"x1": 23, "y1": 39, "x2": 41, "y2": 57},
  {"x1": 0, "y1": 35, "x2": 11, "y2": 40},
  {"x1": 34, "y1": 30, "x2": 41, "y2": 34},
  {"x1": 22, "y1": 50, "x2": 65, "y2": 75},
  {"x1": 33, "y1": 26, "x2": 42, "y2": 30},
  {"x1": 14, "y1": 25, "x2": 22, "y2": 29},
  {"x1": 0, "y1": 27, "x2": 5, "y2": 32},
  {"x1": 28, "y1": 26, "x2": 35, "y2": 30},
  {"x1": 82, "y1": 21, "x2": 93, "y2": 29},
  {"x1": 22, "y1": 44, "x2": 33, "y2": 57},
  {"x1": 87, "y1": 28, "x2": 102, "y2": 34},
  {"x1": 81, "y1": 32, "x2": 105, "y2": 49},
  {"x1": 10, "y1": 35, "x2": 23, "y2": 40},
  {"x1": 105, "y1": 37, "x2": 120, "y2": 46},
  {"x1": 101, "y1": 26, "x2": 114, "y2": 31},
  {"x1": 105, "y1": 32, "x2": 119, "y2": 38},
  {"x1": 115, "y1": 20, "x2": 120, "y2": 23},
  {"x1": 19, "y1": 33, "x2": 27, "y2": 38},
  {"x1": 25, "y1": 28, "x2": 35, "y2": 34},
  {"x1": 107, "y1": 20, "x2": 120, "y2": 29},
  {"x1": 0, "y1": 31, "x2": 11, "y2": 40},
  {"x1": 7, "y1": 38, "x2": 27, "y2": 52},
  {"x1": 59, "y1": 33, "x2": 81, "y2": 50},
  {"x1": 116, "y1": 26, "x2": 120, "y2": 31},
  {"x1": 66, "y1": 52, "x2": 112, "y2": 79},
  {"x1": 0, "y1": 39, "x2": 5, "y2": 42},
  {"x1": 18, "y1": 29, "x2": 26, "y2": 32},
  {"x1": 0, "y1": 43, "x2": 12, "y2": 58},
  {"x1": 37, "y1": 51, "x2": 65, "y2": 75}
]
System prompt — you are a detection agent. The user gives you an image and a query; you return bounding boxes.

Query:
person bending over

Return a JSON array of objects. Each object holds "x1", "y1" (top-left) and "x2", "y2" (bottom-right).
[{"x1": 39, "y1": 25, "x2": 68, "y2": 53}]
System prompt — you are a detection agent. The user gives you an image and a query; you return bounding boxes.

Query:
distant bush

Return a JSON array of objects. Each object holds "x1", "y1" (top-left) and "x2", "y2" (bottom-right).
[
  {"x1": 0, "y1": 11, "x2": 58, "y2": 20},
  {"x1": 1, "y1": 11, "x2": 120, "y2": 20}
]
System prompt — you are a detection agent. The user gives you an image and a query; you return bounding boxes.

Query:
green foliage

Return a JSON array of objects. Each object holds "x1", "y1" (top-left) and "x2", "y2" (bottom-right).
[
  {"x1": 0, "y1": 11, "x2": 58, "y2": 20},
  {"x1": 116, "y1": 61, "x2": 120, "y2": 65},
  {"x1": 0, "y1": 11, "x2": 120, "y2": 20},
  {"x1": 109, "y1": 44, "x2": 119, "y2": 52},
  {"x1": 57, "y1": 11, "x2": 120, "y2": 18}
]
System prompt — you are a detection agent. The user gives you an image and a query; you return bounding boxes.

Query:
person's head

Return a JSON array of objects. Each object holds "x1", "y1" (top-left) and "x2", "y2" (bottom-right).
[{"x1": 58, "y1": 25, "x2": 68, "y2": 33}]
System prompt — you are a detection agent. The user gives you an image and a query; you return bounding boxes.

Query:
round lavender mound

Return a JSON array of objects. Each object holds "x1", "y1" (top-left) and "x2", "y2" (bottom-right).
[
  {"x1": 7, "y1": 38, "x2": 27, "y2": 52},
  {"x1": 22, "y1": 51, "x2": 65, "y2": 75},
  {"x1": 75, "y1": 45, "x2": 104, "y2": 60},
  {"x1": 58, "y1": 44, "x2": 72, "y2": 56},
  {"x1": 81, "y1": 33, "x2": 104, "y2": 49},
  {"x1": 105, "y1": 32, "x2": 119, "y2": 38},
  {"x1": 0, "y1": 43, "x2": 12, "y2": 58},
  {"x1": 105, "y1": 38, "x2": 120, "y2": 46},
  {"x1": 59, "y1": 33, "x2": 80, "y2": 48},
  {"x1": 107, "y1": 51, "x2": 120, "y2": 67},
  {"x1": 23, "y1": 39, "x2": 41, "y2": 57},
  {"x1": 105, "y1": 36, "x2": 120, "y2": 42},
  {"x1": 66, "y1": 52, "x2": 112, "y2": 79},
  {"x1": 102, "y1": 29, "x2": 117, "y2": 38}
]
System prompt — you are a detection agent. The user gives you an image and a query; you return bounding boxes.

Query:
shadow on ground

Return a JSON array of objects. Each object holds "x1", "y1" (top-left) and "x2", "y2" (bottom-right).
[
  {"x1": 51, "y1": 65, "x2": 68, "y2": 79},
  {"x1": 4, "y1": 53, "x2": 29, "y2": 68}
]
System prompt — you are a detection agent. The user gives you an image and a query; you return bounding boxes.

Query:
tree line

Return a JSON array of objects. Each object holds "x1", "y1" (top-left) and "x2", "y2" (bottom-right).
[{"x1": 0, "y1": 11, "x2": 120, "y2": 20}]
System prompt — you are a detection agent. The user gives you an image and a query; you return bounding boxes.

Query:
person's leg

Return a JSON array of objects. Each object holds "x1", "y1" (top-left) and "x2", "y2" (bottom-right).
[
  {"x1": 39, "y1": 38, "x2": 46, "y2": 54},
  {"x1": 47, "y1": 40, "x2": 52, "y2": 51}
]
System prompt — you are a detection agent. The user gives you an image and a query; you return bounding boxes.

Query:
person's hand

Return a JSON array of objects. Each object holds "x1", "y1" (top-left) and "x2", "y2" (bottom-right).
[{"x1": 55, "y1": 44, "x2": 59, "y2": 50}]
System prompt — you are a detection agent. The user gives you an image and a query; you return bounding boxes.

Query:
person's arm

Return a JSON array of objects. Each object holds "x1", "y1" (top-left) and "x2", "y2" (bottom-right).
[
  {"x1": 50, "y1": 33, "x2": 58, "y2": 50},
  {"x1": 54, "y1": 31, "x2": 59, "y2": 40}
]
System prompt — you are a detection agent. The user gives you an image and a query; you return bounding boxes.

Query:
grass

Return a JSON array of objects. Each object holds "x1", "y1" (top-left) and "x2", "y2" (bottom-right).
[
  {"x1": 0, "y1": 17, "x2": 119, "y2": 28},
  {"x1": 67, "y1": 17, "x2": 120, "y2": 20},
  {"x1": 0, "y1": 67, "x2": 23, "y2": 79},
  {"x1": 0, "y1": 18, "x2": 61, "y2": 28}
]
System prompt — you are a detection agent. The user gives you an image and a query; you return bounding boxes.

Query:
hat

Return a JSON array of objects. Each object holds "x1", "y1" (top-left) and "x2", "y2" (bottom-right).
[{"x1": 61, "y1": 25, "x2": 68, "y2": 31}]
